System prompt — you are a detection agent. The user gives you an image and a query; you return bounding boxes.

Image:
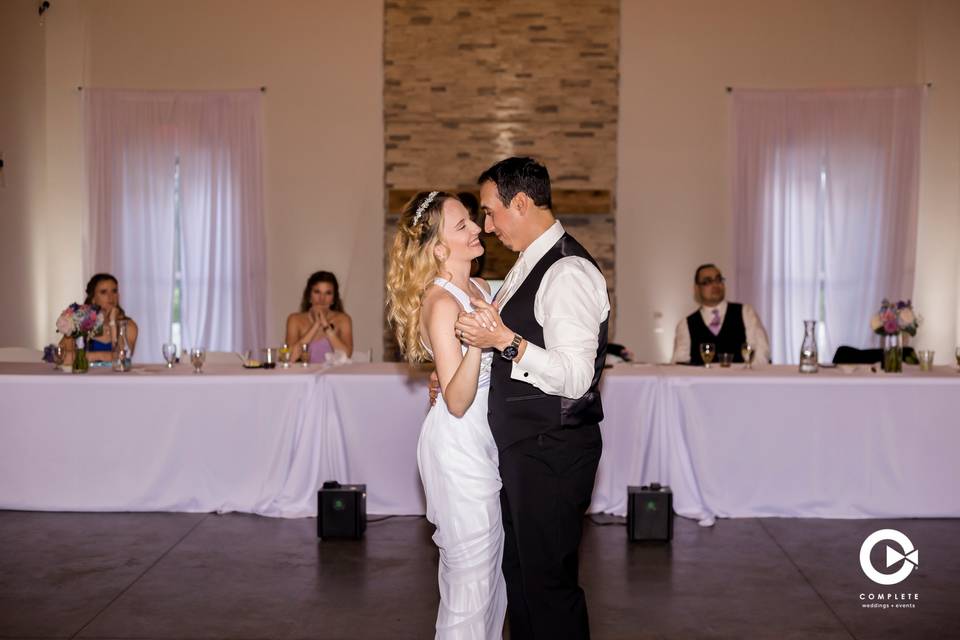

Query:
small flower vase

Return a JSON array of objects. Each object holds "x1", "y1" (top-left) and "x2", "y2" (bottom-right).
[
  {"x1": 72, "y1": 336, "x2": 89, "y2": 374},
  {"x1": 882, "y1": 333, "x2": 902, "y2": 373}
]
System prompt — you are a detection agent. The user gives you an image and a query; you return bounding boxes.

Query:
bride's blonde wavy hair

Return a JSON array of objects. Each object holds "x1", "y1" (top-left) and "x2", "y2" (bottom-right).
[{"x1": 386, "y1": 191, "x2": 457, "y2": 363}]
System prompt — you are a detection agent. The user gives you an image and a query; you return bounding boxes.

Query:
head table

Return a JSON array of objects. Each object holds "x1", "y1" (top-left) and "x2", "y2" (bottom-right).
[{"x1": 1, "y1": 361, "x2": 957, "y2": 521}]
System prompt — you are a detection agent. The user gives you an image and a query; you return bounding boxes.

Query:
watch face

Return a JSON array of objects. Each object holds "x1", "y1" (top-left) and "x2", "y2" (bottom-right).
[{"x1": 502, "y1": 346, "x2": 518, "y2": 360}]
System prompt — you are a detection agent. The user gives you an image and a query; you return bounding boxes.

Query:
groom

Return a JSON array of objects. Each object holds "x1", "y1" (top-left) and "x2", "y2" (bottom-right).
[{"x1": 455, "y1": 157, "x2": 610, "y2": 639}]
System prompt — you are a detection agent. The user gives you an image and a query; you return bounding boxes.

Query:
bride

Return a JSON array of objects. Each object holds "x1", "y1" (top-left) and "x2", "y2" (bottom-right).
[{"x1": 387, "y1": 191, "x2": 507, "y2": 639}]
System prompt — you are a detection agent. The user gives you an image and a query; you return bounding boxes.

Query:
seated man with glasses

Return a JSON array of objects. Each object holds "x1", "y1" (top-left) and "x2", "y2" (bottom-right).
[{"x1": 672, "y1": 263, "x2": 770, "y2": 365}]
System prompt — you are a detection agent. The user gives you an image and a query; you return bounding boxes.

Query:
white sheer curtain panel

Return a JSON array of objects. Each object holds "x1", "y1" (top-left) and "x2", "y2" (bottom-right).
[
  {"x1": 84, "y1": 89, "x2": 266, "y2": 361},
  {"x1": 176, "y1": 91, "x2": 267, "y2": 353},
  {"x1": 84, "y1": 90, "x2": 177, "y2": 363},
  {"x1": 821, "y1": 89, "x2": 923, "y2": 355},
  {"x1": 733, "y1": 87, "x2": 923, "y2": 363}
]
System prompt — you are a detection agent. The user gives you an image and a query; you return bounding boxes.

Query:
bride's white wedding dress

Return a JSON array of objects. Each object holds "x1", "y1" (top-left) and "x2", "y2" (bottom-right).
[{"x1": 418, "y1": 277, "x2": 506, "y2": 640}]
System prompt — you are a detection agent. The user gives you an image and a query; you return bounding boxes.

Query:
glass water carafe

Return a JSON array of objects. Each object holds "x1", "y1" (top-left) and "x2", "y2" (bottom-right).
[
  {"x1": 799, "y1": 319, "x2": 818, "y2": 374},
  {"x1": 112, "y1": 319, "x2": 133, "y2": 372}
]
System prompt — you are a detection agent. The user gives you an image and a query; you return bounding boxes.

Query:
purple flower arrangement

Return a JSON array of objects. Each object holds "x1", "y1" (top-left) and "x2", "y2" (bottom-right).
[
  {"x1": 870, "y1": 299, "x2": 919, "y2": 337},
  {"x1": 56, "y1": 303, "x2": 104, "y2": 339}
]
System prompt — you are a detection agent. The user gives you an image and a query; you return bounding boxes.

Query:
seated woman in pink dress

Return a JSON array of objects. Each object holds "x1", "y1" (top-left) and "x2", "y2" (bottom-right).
[{"x1": 285, "y1": 271, "x2": 353, "y2": 363}]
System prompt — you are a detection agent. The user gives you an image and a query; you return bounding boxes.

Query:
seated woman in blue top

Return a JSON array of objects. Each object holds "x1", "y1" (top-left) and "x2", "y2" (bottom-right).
[
  {"x1": 60, "y1": 273, "x2": 139, "y2": 364},
  {"x1": 285, "y1": 271, "x2": 353, "y2": 364}
]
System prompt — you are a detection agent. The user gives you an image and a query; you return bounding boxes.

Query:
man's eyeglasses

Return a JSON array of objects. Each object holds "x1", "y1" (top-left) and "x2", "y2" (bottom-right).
[{"x1": 697, "y1": 275, "x2": 726, "y2": 287}]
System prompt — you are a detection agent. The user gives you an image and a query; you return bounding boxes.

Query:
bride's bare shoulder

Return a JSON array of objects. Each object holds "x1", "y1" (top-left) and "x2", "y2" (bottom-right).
[{"x1": 421, "y1": 285, "x2": 460, "y2": 318}]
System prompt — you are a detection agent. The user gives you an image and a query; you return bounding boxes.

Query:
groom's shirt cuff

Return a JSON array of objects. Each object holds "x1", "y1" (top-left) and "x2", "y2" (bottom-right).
[{"x1": 509, "y1": 257, "x2": 610, "y2": 399}]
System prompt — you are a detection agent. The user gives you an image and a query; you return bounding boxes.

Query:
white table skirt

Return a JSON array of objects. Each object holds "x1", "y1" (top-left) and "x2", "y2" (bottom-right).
[
  {"x1": 652, "y1": 366, "x2": 960, "y2": 519},
  {"x1": 0, "y1": 363, "x2": 340, "y2": 517},
  {"x1": 318, "y1": 364, "x2": 431, "y2": 515},
  {"x1": 588, "y1": 368, "x2": 661, "y2": 516},
  {"x1": 3, "y1": 362, "x2": 958, "y2": 520},
  {"x1": 320, "y1": 363, "x2": 960, "y2": 519},
  {"x1": 317, "y1": 364, "x2": 666, "y2": 517}
]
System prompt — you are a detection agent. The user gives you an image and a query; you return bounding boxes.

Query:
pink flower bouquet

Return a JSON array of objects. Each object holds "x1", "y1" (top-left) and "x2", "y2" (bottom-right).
[
  {"x1": 870, "y1": 299, "x2": 919, "y2": 337},
  {"x1": 56, "y1": 303, "x2": 104, "y2": 339}
]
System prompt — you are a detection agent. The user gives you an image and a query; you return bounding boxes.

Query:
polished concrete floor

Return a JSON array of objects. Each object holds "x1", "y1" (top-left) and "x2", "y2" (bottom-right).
[{"x1": 0, "y1": 511, "x2": 957, "y2": 639}]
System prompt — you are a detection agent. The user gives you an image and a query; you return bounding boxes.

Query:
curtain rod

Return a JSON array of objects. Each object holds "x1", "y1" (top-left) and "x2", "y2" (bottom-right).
[
  {"x1": 76, "y1": 86, "x2": 268, "y2": 92},
  {"x1": 726, "y1": 82, "x2": 933, "y2": 93}
]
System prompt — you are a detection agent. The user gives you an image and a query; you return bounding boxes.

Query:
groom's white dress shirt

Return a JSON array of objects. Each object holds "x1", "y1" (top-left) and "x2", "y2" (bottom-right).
[{"x1": 495, "y1": 221, "x2": 610, "y2": 400}]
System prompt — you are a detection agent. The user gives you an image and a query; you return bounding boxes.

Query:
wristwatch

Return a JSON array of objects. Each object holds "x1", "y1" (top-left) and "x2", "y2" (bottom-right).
[{"x1": 501, "y1": 334, "x2": 522, "y2": 361}]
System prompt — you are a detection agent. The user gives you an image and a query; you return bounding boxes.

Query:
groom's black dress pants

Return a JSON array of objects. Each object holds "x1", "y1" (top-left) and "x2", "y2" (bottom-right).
[{"x1": 499, "y1": 424, "x2": 602, "y2": 640}]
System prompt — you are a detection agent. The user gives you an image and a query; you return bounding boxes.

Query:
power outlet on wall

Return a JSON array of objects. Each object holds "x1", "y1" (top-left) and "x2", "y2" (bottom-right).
[{"x1": 653, "y1": 310, "x2": 664, "y2": 334}]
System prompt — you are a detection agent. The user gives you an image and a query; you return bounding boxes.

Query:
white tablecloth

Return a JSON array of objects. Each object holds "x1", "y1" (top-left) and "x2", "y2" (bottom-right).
[
  {"x1": 318, "y1": 364, "x2": 431, "y2": 515},
  {"x1": 651, "y1": 365, "x2": 960, "y2": 520},
  {"x1": 316, "y1": 364, "x2": 667, "y2": 516},
  {"x1": 319, "y1": 363, "x2": 960, "y2": 519},
  {"x1": 0, "y1": 363, "x2": 339, "y2": 517},
  {"x1": 587, "y1": 367, "x2": 661, "y2": 516},
  {"x1": 3, "y1": 361, "x2": 958, "y2": 520}
]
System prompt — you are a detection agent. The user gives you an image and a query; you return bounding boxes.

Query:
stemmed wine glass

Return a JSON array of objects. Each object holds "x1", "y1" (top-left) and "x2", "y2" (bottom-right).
[
  {"x1": 700, "y1": 343, "x2": 716, "y2": 369},
  {"x1": 300, "y1": 343, "x2": 310, "y2": 367},
  {"x1": 741, "y1": 343, "x2": 755, "y2": 370},
  {"x1": 162, "y1": 343, "x2": 178, "y2": 369},
  {"x1": 190, "y1": 347, "x2": 206, "y2": 374}
]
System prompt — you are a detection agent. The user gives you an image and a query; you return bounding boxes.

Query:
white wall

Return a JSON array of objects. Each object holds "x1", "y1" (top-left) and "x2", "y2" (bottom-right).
[
  {"x1": 7, "y1": 0, "x2": 385, "y2": 357},
  {"x1": 4, "y1": 0, "x2": 957, "y2": 363},
  {"x1": 42, "y1": 0, "x2": 86, "y2": 349},
  {"x1": 617, "y1": 0, "x2": 960, "y2": 362},
  {"x1": 915, "y1": 0, "x2": 960, "y2": 364},
  {"x1": 0, "y1": 1, "x2": 47, "y2": 347}
]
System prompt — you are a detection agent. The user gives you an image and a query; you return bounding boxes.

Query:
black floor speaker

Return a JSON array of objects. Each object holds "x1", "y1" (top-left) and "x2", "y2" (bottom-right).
[
  {"x1": 317, "y1": 481, "x2": 367, "y2": 539},
  {"x1": 627, "y1": 484, "x2": 673, "y2": 542}
]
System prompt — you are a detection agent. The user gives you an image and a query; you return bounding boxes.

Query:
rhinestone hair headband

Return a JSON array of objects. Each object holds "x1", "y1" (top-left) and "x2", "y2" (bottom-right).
[{"x1": 413, "y1": 191, "x2": 439, "y2": 226}]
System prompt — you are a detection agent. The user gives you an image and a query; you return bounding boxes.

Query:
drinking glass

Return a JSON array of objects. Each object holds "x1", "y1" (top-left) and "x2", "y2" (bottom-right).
[
  {"x1": 300, "y1": 343, "x2": 311, "y2": 367},
  {"x1": 741, "y1": 343, "x2": 755, "y2": 369},
  {"x1": 190, "y1": 347, "x2": 206, "y2": 374},
  {"x1": 52, "y1": 345, "x2": 65, "y2": 370},
  {"x1": 262, "y1": 347, "x2": 277, "y2": 370},
  {"x1": 917, "y1": 349, "x2": 935, "y2": 372},
  {"x1": 162, "y1": 343, "x2": 177, "y2": 369},
  {"x1": 718, "y1": 353, "x2": 733, "y2": 368},
  {"x1": 279, "y1": 343, "x2": 292, "y2": 369},
  {"x1": 700, "y1": 343, "x2": 716, "y2": 368}
]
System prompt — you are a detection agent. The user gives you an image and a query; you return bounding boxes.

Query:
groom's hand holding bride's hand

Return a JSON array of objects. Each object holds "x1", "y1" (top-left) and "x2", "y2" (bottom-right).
[{"x1": 455, "y1": 298, "x2": 515, "y2": 351}]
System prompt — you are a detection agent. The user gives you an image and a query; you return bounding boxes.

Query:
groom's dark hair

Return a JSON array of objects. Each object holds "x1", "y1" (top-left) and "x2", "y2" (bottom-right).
[{"x1": 478, "y1": 157, "x2": 552, "y2": 210}]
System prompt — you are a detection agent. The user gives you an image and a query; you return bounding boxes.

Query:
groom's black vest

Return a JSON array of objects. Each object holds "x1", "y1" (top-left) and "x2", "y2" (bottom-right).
[{"x1": 489, "y1": 233, "x2": 608, "y2": 452}]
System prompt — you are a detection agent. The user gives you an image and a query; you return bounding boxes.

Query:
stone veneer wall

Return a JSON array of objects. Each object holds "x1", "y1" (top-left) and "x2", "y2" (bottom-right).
[{"x1": 383, "y1": 0, "x2": 619, "y2": 359}]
